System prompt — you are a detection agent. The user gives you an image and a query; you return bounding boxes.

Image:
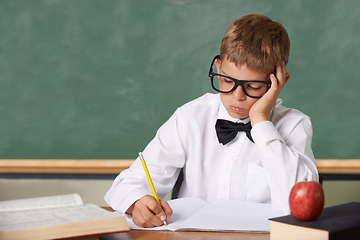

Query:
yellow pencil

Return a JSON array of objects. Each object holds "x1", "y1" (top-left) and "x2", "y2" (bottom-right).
[{"x1": 139, "y1": 152, "x2": 167, "y2": 226}]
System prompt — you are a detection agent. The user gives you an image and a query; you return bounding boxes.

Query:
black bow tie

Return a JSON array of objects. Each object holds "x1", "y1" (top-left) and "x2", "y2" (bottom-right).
[{"x1": 215, "y1": 119, "x2": 254, "y2": 145}]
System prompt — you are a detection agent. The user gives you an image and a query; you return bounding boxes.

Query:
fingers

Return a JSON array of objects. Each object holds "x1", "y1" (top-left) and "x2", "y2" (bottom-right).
[
  {"x1": 275, "y1": 62, "x2": 288, "y2": 87},
  {"x1": 270, "y1": 72, "x2": 278, "y2": 91},
  {"x1": 160, "y1": 199, "x2": 173, "y2": 221},
  {"x1": 268, "y1": 62, "x2": 288, "y2": 95},
  {"x1": 131, "y1": 195, "x2": 172, "y2": 228}
]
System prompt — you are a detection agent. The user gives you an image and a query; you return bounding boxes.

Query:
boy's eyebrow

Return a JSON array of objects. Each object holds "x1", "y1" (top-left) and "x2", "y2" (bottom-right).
[
  {"x1": 221, "y1": 70, "x2": 243, "y2": 81},
  {"x1": 220, "y1": 69, "x2": 232, "y2": 78},
  {"x1": 221, "y1": 69, "x2": 228, "y2": 75}
]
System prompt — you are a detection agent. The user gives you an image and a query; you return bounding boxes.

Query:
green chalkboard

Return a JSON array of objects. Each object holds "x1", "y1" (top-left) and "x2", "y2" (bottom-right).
[{"x1": 0, "y1": 0, "x2": 359, "y2": 159}]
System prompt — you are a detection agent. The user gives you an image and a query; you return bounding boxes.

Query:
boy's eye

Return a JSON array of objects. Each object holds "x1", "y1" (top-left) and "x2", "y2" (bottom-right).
[
  {"x1": 246, "y1": 83, "x2": 265, "y2": 91},
  {"x1": 221, "y1": 77, "x2": 234, "y2": 84}
]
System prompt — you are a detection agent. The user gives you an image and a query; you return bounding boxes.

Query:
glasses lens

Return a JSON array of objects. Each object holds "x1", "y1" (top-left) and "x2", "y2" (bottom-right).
[
  {"x1": 212, "y1": 75, "x2": 236, "y2": 93},
  {"x1": 244, "y1": 81, "x2": 269, "y2": 97}
]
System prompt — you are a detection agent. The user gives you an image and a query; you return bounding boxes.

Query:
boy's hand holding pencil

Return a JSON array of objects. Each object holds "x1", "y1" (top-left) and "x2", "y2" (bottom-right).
[{"x1": 125, "y1": 153, "x2": 173, "y2": 228}]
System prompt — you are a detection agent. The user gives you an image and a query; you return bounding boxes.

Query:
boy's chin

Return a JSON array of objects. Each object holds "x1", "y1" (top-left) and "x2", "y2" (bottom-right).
[{"x1": 227, "y1": 111, "x2": 249, "y2": 120}]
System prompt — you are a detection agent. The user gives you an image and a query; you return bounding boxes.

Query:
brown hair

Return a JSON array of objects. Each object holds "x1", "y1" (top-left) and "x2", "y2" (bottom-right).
[{"x1": 220, "y1": 14, "x2": 290, "y2": 74}]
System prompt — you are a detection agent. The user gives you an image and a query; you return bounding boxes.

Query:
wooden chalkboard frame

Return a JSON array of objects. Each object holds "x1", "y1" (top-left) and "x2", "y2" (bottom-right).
[{"x1": 0, "y1": 159, "x2": 359, "y2": 175}]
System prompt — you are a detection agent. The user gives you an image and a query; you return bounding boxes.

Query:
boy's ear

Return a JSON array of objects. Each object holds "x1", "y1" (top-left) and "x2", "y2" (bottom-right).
[
  {"x1": 285, "y1": 73, "x2": 290, "y2": 83},
  {"x1": 214, "y1": 57, "x2": 222, "y2": 73}
]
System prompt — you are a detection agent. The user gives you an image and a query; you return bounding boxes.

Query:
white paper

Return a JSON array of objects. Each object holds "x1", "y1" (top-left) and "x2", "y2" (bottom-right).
[
  {"x1": 178, "y1": 200, "x2": 286, "y2": 232},
  {"x1": 125, "y1": 198, "x2": 286, "y2": 232}
]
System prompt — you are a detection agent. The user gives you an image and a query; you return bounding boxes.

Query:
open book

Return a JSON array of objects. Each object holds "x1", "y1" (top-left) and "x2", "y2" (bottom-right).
[
  {"x1": 123, "y1": 198, "x2": 286, "y2": 232},
  {"x1": 0, "y1": 194, "x2": 129, "y2": 240}
]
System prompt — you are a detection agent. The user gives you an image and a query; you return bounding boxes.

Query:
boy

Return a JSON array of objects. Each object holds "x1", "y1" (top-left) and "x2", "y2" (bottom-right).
[{"x1": 105, "y1": 14, "x2": 318, "y2": 228}]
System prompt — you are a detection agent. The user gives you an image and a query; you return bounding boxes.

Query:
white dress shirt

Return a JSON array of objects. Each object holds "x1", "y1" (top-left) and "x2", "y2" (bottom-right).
[{"x1": 104, "y1": 93, "x2": 318, "y2": 214}]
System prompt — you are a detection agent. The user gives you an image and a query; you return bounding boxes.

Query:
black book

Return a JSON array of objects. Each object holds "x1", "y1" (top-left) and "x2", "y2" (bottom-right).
[{"x1": 270, "y1": 202, "x2": 360, "y2": 240}]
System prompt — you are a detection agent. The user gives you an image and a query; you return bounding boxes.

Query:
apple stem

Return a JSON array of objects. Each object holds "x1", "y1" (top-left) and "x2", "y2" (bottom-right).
[{"x1": 305, "y1": 178, "x2": 308, "y2": 182}]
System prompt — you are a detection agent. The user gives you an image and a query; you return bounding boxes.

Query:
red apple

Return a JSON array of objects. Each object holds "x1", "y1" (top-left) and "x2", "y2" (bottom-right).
[{"x1": 289, "y1": 180, "x2": 325, "y2": 221}]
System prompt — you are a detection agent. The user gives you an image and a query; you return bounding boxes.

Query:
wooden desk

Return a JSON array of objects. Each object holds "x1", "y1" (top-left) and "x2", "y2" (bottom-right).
[
  {"x1": 101, "y1": 230, "x2": 269, "y2": 240},
  {"x1": 69, "y1": 230, "x2": 269, "y2": 240}
]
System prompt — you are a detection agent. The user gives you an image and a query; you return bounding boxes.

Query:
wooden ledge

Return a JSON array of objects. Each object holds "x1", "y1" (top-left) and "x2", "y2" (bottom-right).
[
  {"x1": 0, "y1": 159, "x2": 359, "y2": 175},
  {"x1": 316, "y1": 159, "x2": 360, "y2": 174},
  {"x1": 0, "y1": 159, "x2": 134, "y2": 174}
]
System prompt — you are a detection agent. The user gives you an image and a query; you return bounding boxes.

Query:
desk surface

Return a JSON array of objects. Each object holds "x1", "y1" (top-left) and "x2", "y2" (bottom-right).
[{"x1": 71, "y1": 230, "x2": 269, "y2": 240}]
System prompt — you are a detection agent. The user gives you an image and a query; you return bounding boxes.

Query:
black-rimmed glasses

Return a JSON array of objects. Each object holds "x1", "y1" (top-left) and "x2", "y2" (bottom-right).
[{"x1": 208, "y1": 55, "x2": 271, "y2": 98}]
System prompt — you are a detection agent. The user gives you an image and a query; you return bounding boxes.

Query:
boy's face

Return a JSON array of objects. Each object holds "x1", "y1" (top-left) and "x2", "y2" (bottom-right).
[{"x1": 214, "y1": 58, "x2": 270, "y2": 120}]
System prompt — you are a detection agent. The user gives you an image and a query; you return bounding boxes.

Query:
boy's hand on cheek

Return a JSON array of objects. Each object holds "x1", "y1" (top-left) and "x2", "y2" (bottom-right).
[
  {"x1": 127, "y1": 195, "x2": 172, "y2": 228},
  {"x1": 249, "y1": 63, "x2": 288, "y2": 126}
]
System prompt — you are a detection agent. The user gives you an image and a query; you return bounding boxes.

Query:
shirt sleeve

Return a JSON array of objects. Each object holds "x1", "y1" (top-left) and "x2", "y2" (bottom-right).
[
  {"x1": 104, "y1": 109, "x2": 186, "y2": 214},
  {"x1": 251, "y1": 118, "x2": 318, "y2": 213}
]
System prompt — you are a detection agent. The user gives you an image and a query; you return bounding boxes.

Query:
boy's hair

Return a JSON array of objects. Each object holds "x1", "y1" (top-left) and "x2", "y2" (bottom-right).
[{"x1": 220, "y1": 14, "x2": 290, "y2": 74}]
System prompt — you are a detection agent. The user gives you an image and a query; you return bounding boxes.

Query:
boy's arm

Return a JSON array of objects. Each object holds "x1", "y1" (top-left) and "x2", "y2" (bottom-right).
[
  {"x1": 249, "y1": 63, "x2": 318, "y2": 213},
  {"x1": 104, "y1": 109, "x2": 186, "y2": 225},
  {"x1": 251, "y1": 117, "x2": 318, "y2": 213}
]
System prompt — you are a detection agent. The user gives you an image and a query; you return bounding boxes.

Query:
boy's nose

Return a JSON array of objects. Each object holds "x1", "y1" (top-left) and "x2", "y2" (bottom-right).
[{"x1": 232, "y1": 85, "x2": 246, "y2": 100}]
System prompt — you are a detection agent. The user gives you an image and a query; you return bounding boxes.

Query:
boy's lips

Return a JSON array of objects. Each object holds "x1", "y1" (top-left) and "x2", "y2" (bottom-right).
[{"x1": 229, "y1": 105, "x2": 246, "y2": 113}]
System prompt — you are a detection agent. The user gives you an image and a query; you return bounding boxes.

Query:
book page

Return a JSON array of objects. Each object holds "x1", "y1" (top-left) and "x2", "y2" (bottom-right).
[
  {"x1": 0, "y1": 194, "x2": 83, "y2": 212},
  {"x1": 0, "y1": 204, "x2": 116, "y2": 231},
  {"x1": 125, "y1": 197, "x2": 207, "y2": 231},
  {"x1": 177, "y1": 200, "x2": 286, "y2": 232}
]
